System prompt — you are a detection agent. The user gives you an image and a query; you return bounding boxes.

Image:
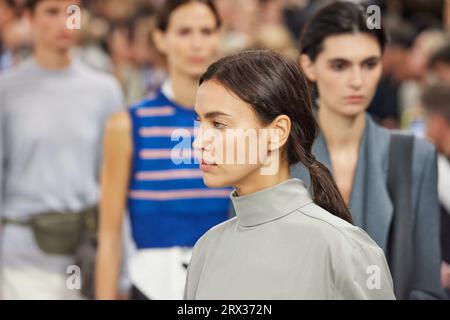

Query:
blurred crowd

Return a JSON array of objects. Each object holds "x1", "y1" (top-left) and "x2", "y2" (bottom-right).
[
  {"x1": 1, "y1": 0, "x2": 450, "y2": 300},
  {"x1": 1, "y1": 0, "x2": 450, "y2": 124}
]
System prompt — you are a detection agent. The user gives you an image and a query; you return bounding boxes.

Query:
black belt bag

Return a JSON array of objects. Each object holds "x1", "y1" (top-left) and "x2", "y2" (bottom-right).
[{"x1": 2, "y1": 206, "x2": 98, "y2": 256}]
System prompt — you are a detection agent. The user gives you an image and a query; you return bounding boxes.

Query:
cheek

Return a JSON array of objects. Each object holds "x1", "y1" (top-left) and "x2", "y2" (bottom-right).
[
  {"x1": 166, "y1": 36, "x2": 188, "y2": 60},
  {"x1": 200, "y1": 127, "x2": 276, "y2": 188},
  {"x1": 205, "y1": 36, "x2": 219, "y2": 53},
  {"x1": 315, "y1": 71, "x2": 342, "y2": 100},
  {"x1": 211, "y1": 131, "x2": 262, "y2": 166},
  {"x1": 34, "y1": 20, "x2": 52, "y2": 40}
]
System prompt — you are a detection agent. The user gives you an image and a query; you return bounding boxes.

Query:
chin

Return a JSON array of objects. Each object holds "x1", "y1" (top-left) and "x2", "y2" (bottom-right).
[
  {"x1": 339, "y1": 104, "x2": 367, "y2": 117},
  {"x1": 54, "y1": 43, "x2": 74, "y2": 52},
  {"x1": 202, "y1": 174, "x2": 232, "y2": 189},
  {"x1": 186, "y1": 66, "x2": 209, "y2": 78}
]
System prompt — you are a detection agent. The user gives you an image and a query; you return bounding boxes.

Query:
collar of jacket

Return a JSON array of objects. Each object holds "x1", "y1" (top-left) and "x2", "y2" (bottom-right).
[{"x1": 230, "y1": 178, "x2": 313, "y2": 228}]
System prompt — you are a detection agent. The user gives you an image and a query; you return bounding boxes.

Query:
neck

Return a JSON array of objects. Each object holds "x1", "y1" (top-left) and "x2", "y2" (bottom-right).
[
  {"x1": 234, "y1": 159, "x2": 291, "y2": 196},
  {"x1": 318, "y1": 106, "x2": 366, "y2": 150},
  {"x1": 34, "y1": 44, "x2": 71, "y2": 70},
  {"x1": 169, "y1": 68, "x2": 199, "y2": 108}
]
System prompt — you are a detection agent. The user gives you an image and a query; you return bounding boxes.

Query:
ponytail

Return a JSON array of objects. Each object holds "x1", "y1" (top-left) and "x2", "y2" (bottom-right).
[
  {"x1": 288, "y1": 120, "x2": 353, "y2": 224},
  {"x1": 302, "y1": 153, "x2": 353, "y2": 224}
]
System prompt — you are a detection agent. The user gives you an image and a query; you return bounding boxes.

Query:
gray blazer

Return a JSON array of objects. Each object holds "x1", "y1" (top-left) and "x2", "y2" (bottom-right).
[{"x1": 291, "y1": 114, "x2": 446, "y2": 300}]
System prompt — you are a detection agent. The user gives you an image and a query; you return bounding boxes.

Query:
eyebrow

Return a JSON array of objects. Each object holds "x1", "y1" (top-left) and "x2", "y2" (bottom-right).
[
  {"x1": 197, "y1": 111, "x2": 233, "y2": 119},
  {"x1": 327, "y1": 56, "x2": 381, "y2": 63}
]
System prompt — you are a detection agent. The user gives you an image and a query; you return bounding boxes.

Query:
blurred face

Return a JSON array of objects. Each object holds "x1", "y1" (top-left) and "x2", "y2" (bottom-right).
[
  {"x1": 28, "y1": 0, "x2": 80, "y2": 51},
  {"x1": 0, "y1": 0, "x2": 15, "y2": 29},
  {"x1": 300, "y1": 33, "x2": 383, "y2": 118},
  {"x1": 193, "y1": 81, "x2": 288, "y2": 188},
  {"x1": 154, "y1": 2, "x2": 220, "y2": 78},
  {"x1": 108, "y1": 26, "x2": 132, "y2": 63},
  {"x1": 408, "y1": 37, "x2": 429, "y2": 80},
  {"x1": 432, "y1": 63, "x2": 450, "y2": 85},
  {"x1": 425, "y1": 113, "x2": 450, "y2": 156}
]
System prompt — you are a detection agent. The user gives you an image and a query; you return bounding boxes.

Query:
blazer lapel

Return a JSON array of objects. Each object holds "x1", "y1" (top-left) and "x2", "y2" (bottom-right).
[{"x1": 362, "y1": 115, "x2": 393, "y2": 252}]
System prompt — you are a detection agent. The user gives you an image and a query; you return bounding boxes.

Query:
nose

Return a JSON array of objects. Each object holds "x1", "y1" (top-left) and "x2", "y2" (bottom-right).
[
  {"x1": 350, "y1": 66, "x2": 363, "y2": 90},
  {"x1": 192, "y1": 124, "x2": 203, "y2": 151},
  {"x1": 191, "y1": 32, "x2": 203, "y2": 50}
]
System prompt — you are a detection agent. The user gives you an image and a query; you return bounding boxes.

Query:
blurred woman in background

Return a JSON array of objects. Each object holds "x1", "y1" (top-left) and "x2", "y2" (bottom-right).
[
  {"x1": 0, "y1": 0, "x2": 123, "y2": 299},
  {"x1": 294, "y1": 1, "x2": 445, "y2": 300},
  {"x1": 95, "y1": 0, "x2": 230, "y2": 300}
]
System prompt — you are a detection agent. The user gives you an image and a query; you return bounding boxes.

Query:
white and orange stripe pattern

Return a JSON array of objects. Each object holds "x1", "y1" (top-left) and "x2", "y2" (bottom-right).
[
  {"x1": 129, "y1": 188, "x2": 230, "y2": 201},
  {"x1": 136, "y1": 106, "x2": 175, "y2": 117},
  {"x1": 139, "y1": 127, "x2": 195, "y2": 138},
  {"x1": 135, "y1": 169, "x2": 203, "y2": 181}
]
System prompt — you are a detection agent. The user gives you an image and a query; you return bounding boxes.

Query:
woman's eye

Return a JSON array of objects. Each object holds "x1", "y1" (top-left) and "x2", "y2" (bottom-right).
[
  {"x1": 201, "y1": 28, "x2": 214, "y2": 36},
  {"x1": 331, "y1": 63, "x2": 345, "y2": 71},
  {"x1": 178, "y1": 28, "x2": 191, "y2": 36},
  {"x1": 365, "y1": 61, "x2": 379, "y2": 69},
  {"x1": 46, "y1": 8, "x2": 59, "y2": 16},
  {"x1": 213, "y1": 121, "x2": 226, "y2": 129}
]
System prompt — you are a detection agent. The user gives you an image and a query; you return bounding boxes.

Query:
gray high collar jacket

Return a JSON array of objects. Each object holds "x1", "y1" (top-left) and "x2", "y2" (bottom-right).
[{"x1": 184, "y1": 179, "x2": 395, "y2": 300}]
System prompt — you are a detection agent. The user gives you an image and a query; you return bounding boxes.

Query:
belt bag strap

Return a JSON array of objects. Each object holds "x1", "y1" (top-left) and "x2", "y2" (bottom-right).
[
  {"x1": 1, "y1": 217, "x2": 31, "y2": 226},
  {"x1": 2, "y1": 205, "x2": 98, "y2": 256}
]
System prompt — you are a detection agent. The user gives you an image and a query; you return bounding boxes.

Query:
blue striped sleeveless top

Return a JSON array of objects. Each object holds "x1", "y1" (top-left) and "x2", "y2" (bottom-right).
[{"x1": 128, "y1": 89, "x2": 231, "y2": 249}]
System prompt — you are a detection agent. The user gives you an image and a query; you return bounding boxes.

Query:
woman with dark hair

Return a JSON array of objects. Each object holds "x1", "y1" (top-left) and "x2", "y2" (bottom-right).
[
  {"x1": 0, "y1": 0, "x2": 123, "y2": 299},
  {"x1": 294, "y1": 1, "x2": 445, "y2": 299},
  {"x1": 95, "y1": 0, "x2": 230, "y2": 300},
  {"x1": 185, "y1": 49, "x2": 395, "y2": 299}
]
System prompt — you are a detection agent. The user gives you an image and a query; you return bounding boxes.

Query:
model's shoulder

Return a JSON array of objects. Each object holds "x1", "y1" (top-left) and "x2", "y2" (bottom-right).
[
  {"x1": 105, "y1": 111, "x2": 131, "y2": 140},
  {"x1": 129, "y1": 91, "x2": 172, "y2": 110},
  {"x1": 0, "y1": 61, "x2": 33, "y2": 88},
  {"x1": 412, "y1": 135, "x2": 436, "y2": 159},
  {"x1": 296, "y1": 203, "x2": 381, "y2": 252},
  {"x1": 193, "y1": 217, "x2": 237, "y2": 250},
  {"x1": 366, "y1": 115, "x2": 392, "y2": 140},
  {"x1": 76, "y1": 60, "x2": 120, "y2": 88},
  {"x1": 387, "y1": 131, "x2": 436, "y2": 177}
]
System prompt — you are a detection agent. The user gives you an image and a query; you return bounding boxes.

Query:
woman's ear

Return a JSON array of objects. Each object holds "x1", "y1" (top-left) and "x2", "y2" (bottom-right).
[
  {"x1": 152, "y1": 29, "x2": 167, "y2": 55},
  {"x1": 299, "y1": 54, "x2": 317, "y2": 82},
  {"x1": 268, "y1": 115, "x2": 291, "y2": 152}
]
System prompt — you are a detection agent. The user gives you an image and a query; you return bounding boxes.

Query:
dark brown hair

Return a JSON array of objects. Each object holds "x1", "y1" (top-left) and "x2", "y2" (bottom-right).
[
  {"x1": 422, "y1": 84, "x2": 450, "y2": 122},
  {"x1": 429, "y1": 44, "x2": 450, "y2": 69},
  {"x1": 25, "y1": 0, "x2": 80, "y2": 12},
  {"x1": 24, "y1": 0, "x2": 40, "y2": 11},
  {"x1": 200, "y1": 49, "x2": 353, "y2": 224},
  {"x1": 155, "y1": 0, "x2": 221, "y2": 32},
  {"x1": 300, "y1": 1, "x2": 387, "y2": 61}
]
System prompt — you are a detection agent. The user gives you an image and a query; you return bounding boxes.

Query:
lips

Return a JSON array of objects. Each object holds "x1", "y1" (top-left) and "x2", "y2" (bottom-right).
[
  {"x1": 57, "y1": 34, "x2": 73, "y2": 41},
  {"x1": 190, "y1": 57, "x2": 206, "y2": 64},
  {"x1": 345, "y1": 95, "x2": 364, "y2": 103},
  {"x1": 200, "y1": 158, "x2": 216, "y2": 166},
  {"x1": 199, "y1": 158, "x2": 217, "y2": 172}
]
